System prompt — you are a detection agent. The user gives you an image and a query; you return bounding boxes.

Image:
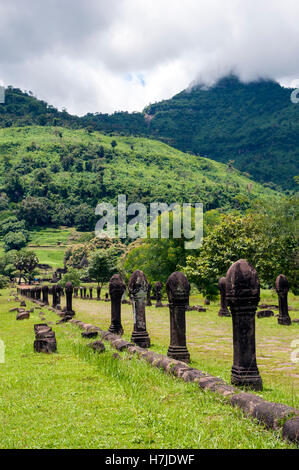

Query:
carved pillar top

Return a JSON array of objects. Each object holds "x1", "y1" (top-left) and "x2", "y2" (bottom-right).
[
  {"x1": 109, "y1": 274, "x2": 126, "y2": 298},
  {"x1": 166, "y1": 272, "x2": 190, "y2": 304},
  {"x1": 65, "y1": 281, "x2": 73, "y2": 294},
  {"x1": 128, "y1": 270, "x2": 148, "y2": 300},
  {"x1": 275, "y1": 274, "x2": 289, "y2": 295},
  {"x1": 218, "y1": 276, "x2": 226, "y2": 294},
  {"x1": 226, "y1": 259, "x2": 260, "y2": 311}
]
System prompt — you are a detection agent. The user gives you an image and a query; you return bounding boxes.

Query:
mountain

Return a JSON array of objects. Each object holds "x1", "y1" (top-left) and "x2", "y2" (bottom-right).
[
  {"x1": 1, "y1": 76, "x2": 298, "y2": 191},
  {"x1": 0, "y1": 126, "x2": 281, "y2": 231},
  {"x1": 83, "y1": 76, "x2": 299, "y2": 191}
]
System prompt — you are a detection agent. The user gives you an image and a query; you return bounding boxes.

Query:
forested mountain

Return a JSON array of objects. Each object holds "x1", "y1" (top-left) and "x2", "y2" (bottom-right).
[{"x1": 1, "y1": 76, "x2": 298, "y2": 191}]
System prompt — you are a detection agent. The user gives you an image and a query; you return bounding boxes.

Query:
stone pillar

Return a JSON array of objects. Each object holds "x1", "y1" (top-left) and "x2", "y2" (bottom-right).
[
  {"x1": 65, "y1": 281, "x2": 75, "y2": 316},
  {"x1": 97, "y1": 286, "x2": 101, "y2": 301},
  {"x1": 83, "y1": 287, "x2": 87, "y2": 299},
  {"x1": 275, "y1": 274, "x2": 292, "y2": 325},
  {"x1": 74, "y1": 287, "x2": 78, "y2": 297},
  {"x1": 108, "y1": 274, "x2": 126, "y2": 335},
  {"x1": 36, "y1": 287, "x2": 41, "y2": 301},
  {"x1": 80, "y1": 287, "x2": 83, "y2": 298},
  {"x1": 105, "y1": 293, "x2": 109, "y2": 302},
  {"x1": 166, "y1": 272, "x2": 190, "y2": 363},
  {"x1": 146, "y1": 283, "x2": 152, "y2": 306},
  {"x1": 218, "y1": 277, "x2": 231, "y2": 317},
  {"x1": 56, "y1": 285, "x2": 62, "y2": 307},
  {"x1": 42, "y1": 285, "x2": 49, "y2": 305},
  {"x1": 128, "y1": 270, "x2": 150, "y2": 348},
  {"x1": 89, "y1": 287, "x2": 93, "y2": 299},
  {"x1": 52, "y1": 285, "x2": 58, "y2": 308},
  {"x1": 155, "y1": 281, "x2": 163, "y2": 307},
  {"x1": 226, "y1": 259, "x2": 263, "y2": 391}
]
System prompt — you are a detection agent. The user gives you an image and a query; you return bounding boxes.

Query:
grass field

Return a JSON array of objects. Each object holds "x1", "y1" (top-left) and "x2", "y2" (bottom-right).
[{"x1": 0, "y1": 287, "x2": 298, "y2": 449}]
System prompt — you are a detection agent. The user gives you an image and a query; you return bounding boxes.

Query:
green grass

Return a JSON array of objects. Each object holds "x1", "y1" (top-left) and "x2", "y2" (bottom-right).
[
  {"x1": 27, "y1": 227, "x2": 75, "y2": 246},
  {"x1": 27, "y1": 247, "x2": 66, "y2": 268},
  {"x1": 0, "y1": 288, "x2": 298, "y2": 448}
]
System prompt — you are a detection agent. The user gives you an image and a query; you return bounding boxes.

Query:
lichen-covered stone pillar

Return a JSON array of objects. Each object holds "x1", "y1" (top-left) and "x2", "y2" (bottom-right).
[
  {"x1": 275, "y1": 274, "x2": 292, "y2": 325},
  {"x1": 166, "y1": 272, "x2": 190, "y2": 363},
  {"x1": 108, "y1": 274, "x2": 126, "y2": 335},
  {"x1": 97, "y1": 286, "x2": 101, "y2": 300},
  {"x1": 146, "y1": 283, "x2": 152, "y2": 306},
  {"x1": 65, "y1": 281, "x2": 75, "y2": 316},
  {"x1": 89, "y1": 287, "x2": 93, "y2": 299},
  {"x1": 129, "y1": 270, "x2": 150, "y2": 348},
  {"x1": 36, "y1": 287, "x2": 42, "y2": 301},
  {"x1": 56, "y1": 285, "x2": 62, "y2": 307},
  {"x1": 83, "y1": 287, "x2": 87, "y2": 298},
  {"x1": 226, "y1": 259, "x2": 263, "y2": 391},
  {"x1": 218, "y1": 277, "x2": 231, "y2": 317},
  {"x1": 155, "y1": 281, "x2": 163, "y2": 307},
  {"x1": 42, "y1": 285, "x2": 49, "y2": 305}
]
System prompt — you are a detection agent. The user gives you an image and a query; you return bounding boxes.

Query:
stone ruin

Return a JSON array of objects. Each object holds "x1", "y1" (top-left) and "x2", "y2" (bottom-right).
[
  {"x1": 218, "y1": 277, "x2": 231, "y2": 317},
  {"x1": 154, "y1": 281, "x2": 163, "y2": 308},
  {"x1": 275, "y1": 274, "x2": 292, "y2": 325},
  {"x1": 226, "y1": 259, "x2": 263, "y2": 391},
  {"x1": 34, "y1": 324, "x2": 57, "y2": 353},
  {"x1": 108, "y1": 274, "x2": 126, "y2": 335},
  {"x1": 128, "y1": 270, "x2": 150, "y2": 348},
  {"x1": 166, "y1": 271, "x2": 190, "y2": 363}
]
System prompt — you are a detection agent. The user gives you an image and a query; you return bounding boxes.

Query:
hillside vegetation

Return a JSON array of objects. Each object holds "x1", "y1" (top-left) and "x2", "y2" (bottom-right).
[
  {"x1": 1, "y1": 77, "x2": 298, "y2": 191},
  {"x1": 0, "y1": 126, "x2": 281, "y2": 233}
]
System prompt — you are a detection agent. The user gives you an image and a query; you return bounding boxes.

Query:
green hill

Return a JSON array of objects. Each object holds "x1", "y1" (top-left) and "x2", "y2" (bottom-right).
[
  {"x1": 1, "y1": 77, "x2": 298, "y2": 192},
  {"x1": 0, "y1": 126, "x2": 281, "y2": 232}
]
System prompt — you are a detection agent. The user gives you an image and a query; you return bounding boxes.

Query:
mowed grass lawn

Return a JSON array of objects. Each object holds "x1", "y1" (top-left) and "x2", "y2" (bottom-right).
[{"x1": 0, "y1": 289, "x2": 298, "y2": 449}]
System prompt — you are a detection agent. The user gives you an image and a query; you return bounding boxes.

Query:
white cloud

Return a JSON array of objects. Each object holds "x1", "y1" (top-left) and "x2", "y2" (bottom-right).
[{"x1": 0, "y1": 0, "x2": 298, "y2": 115}]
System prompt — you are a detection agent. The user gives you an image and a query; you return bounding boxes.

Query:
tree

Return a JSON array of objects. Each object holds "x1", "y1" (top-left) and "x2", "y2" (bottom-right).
[
  {"x1": 0, "y1": 251, "x2": 18, "y2": 280},
  {"x1": 3, "y1": 231, "x2": 27, "y2": 252},
  {"x1": 59, "y1": 268, "x2": 82, "y2": 288},
  {"x1": 87, "y1": 248, "x2": 118, "y2": 286},
  {"x1": 17, "y1": 197, "x2": 53, "y2": 226},
  {"x1": 13, "y1": 250, "x2": 39, "y2": 284}
]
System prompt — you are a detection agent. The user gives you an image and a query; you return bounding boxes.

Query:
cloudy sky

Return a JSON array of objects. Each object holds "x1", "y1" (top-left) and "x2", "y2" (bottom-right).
[{"x1": 0, "y1": 0, "x2": 299, "y2": 115}]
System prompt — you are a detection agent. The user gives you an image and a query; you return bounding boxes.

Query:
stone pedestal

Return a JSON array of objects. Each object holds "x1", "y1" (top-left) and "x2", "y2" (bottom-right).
[
  {"x1": 166, "y1": 272, "x2": 190, "y2": 363},
  {"x1": 129, "y1": 270, "x2": 150, "y2": 348},
  {"x1": 108, "y1": 274, "x2": 126, "y2": 335},
  {"x1": 218, "y1": 277, "x2": 231, "y2": 317},
  {"x1": 275, "y1": 274, "x2": 292, "y2": 325},
  {"x1": 226, "y1": 259, "x2": 263, "y2": 391}
]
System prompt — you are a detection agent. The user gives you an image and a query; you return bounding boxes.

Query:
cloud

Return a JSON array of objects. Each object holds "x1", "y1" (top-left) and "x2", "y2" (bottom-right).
[{"x1": 0, "y1": 0, "x2": 298, "y2": 114}]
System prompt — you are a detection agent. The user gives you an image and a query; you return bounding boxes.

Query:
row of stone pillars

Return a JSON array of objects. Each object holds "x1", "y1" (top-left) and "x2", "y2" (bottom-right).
[
  {"x1": 17, "y1": 260, "x2": 291, "y2": 392},
  {"x1": 106, "y1": 260, "x2": 292, "y2": 392},
  {"x1": 218, "y1": 273, "x2": 292, "y2": 326}
]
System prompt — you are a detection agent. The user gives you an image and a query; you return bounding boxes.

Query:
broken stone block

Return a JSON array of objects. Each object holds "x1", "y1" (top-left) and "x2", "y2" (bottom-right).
[
  {"x1": 88, "y1": 340, "x2": 105, "y2": 353},
  {"x1": 16, "y1": 311, "x2": 30, "y2": 320},
  {"x1": 282, "y1": 416, "x2": 299, "y2": 444},
  {"x1": 82, "y1": 330, "x2": 98, "y2": 338},
  {"x1": 257, "y1": 310, "x2": 274, "y2": 318}
]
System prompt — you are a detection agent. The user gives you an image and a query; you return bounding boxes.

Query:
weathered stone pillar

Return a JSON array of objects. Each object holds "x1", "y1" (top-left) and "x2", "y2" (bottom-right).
[
  {"x1": 83, "y1": 287, "x2": 87, "y2": 298},
  {"x1": 275, "y1": 274, "x2": 292, "y2": 325},
  {"x1": 218, "y1": 277, "x2": 231, "y2": 317},
  {"x1": 128, "y1": 270, "x2": 150, "y2": 348},
  {"x1": 42, "y1": 285, "x2": 49, "y2": 305},
  {"x1": 108, "y1": 274, "x2": 126, "y2": 335},
  {"x1": 166, "y1": 272, "x2": 190, "y2": 363},
  {"x1": 97, "y1": 286, "x2": 101, "y2": 300},
  {"x1": 155, "y1": 281, "x2": 163, "y2": 307},
  {"x1": 226, "y1": 259, "x2": 263, "y2": 391},
  {"x1": 80, "y1": 287, "x2": 83, "y2": 298},
  {"x1": 36, "y1": 287, "x2": 41, "y2": 301},
  {"x1": 56, "y1": 285, "x2": 62, "y2": 307},
  {"x1": 65, "y1": 281, "x2": 75, "y2": 316},
  {"x1": 105, "y1": 293, "x2": 109, "y2": 302},
  {"x1": 89, "y1": 287, "x2": 93, "y2": 299},
  {"x1": 146, "y1": 283, "x2": 152, "y2": 306},
  {"x1": 52, "y1": 285, "x2": 58, "y2": 308},
  {"x1": 74, "y1": 287, "x2": 78, "y2": 297}
]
